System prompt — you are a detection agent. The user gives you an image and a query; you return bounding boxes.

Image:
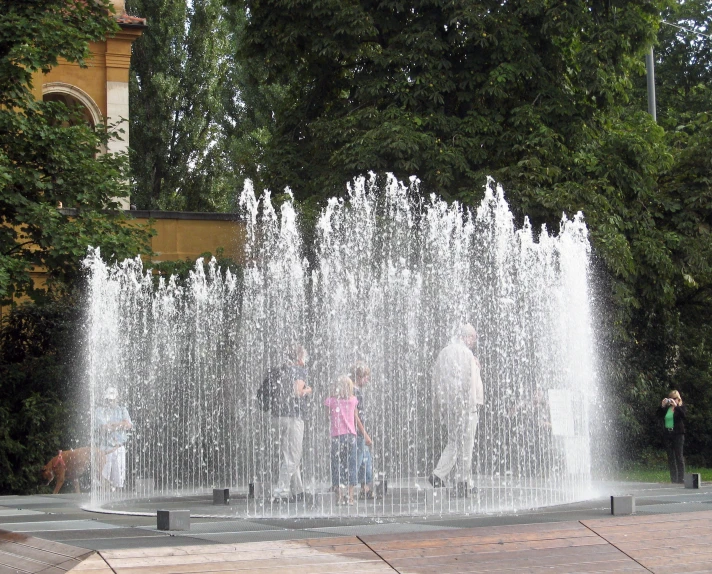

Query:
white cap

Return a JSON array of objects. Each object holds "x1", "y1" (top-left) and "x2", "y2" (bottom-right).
[{"x1": 105, "y1": 387, "x2": 118, "y2": 401}]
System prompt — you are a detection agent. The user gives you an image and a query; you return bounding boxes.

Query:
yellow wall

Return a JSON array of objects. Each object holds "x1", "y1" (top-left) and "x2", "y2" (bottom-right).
[
  {"x1": 31, "y1": 30, "x2": 142, "y2": 118},
  {"x1": 3, "y1": 214, "x2": 245, "y2": 318},
  {"x1": 131, "y1": 214, "x2": 246, "y2": 263},
  {"x1": 12, "y1": 17, "x2": 249, "y2": 307},
  {"x1": 33, "y1": 44, "x2": 106, "y2": 116}
]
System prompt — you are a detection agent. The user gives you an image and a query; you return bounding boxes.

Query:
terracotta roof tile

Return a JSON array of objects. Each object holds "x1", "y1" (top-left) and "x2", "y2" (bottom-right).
[{"x1": 115, "y1": 13, "x2": 146, "y2": 27}]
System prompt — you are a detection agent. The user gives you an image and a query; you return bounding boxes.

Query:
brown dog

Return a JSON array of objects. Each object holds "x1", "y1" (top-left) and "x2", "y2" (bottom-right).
[{"x1": 42, "y1": 447, "x2": 93, "y2": 494}]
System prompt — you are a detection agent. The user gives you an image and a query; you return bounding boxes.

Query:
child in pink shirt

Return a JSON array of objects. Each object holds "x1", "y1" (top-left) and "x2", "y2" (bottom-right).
[{"x1": 324, "y1": 375, "x2": 361, "y2": 505}]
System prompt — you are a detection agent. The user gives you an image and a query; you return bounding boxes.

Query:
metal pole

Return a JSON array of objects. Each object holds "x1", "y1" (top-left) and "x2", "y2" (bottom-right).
[{"x1": 645, "y1": 46, "x2": 657, "y2": 122}]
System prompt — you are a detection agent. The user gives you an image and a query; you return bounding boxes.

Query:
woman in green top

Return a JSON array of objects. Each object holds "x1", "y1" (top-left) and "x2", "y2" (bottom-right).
[{"x1": 656, "y1": 390, "x2": 686, "y2": 484}]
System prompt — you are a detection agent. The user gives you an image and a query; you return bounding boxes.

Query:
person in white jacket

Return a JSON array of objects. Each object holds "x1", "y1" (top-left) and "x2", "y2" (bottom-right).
[
  {"x1": 430, "y1": 324, "x2": 484, "y2": 494},
  {"x1": 95, "y1": 386, "x2": 132, "y2": 490}
]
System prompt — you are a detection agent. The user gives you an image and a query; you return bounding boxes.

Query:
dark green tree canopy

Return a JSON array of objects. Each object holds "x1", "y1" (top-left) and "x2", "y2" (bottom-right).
[
  {"x1": 0, "y1": 0, "x2": 152, "y2": 304},
  {"x1": 238, "y1": 0, "x2": 663, "y2": 203},
  {"x1": 232, "y1": 0, "x2": 712, "y2": 464},
  {"x1": 653, "y1": 0, "x2": 712, "y2": 126}
]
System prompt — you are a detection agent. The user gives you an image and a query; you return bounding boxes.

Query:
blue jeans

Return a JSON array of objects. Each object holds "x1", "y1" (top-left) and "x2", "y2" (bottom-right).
[
  {"x1": 330, "y1": 434, "x2": 358, "y2": 487},
  {"x1": 356, "y1": 435, "x2": 373, "y2": 485}
]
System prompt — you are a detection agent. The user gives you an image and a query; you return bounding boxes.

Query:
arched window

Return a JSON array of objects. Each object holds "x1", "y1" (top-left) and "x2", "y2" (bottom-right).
[{"x1": 42, "y1": 83, "x2": 102, "y2": 130}]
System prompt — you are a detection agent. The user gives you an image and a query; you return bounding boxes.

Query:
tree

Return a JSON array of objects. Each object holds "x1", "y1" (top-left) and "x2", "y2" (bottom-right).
[
  {"x1": 234, "y1": 0, "x2": 669, "y2": 345},
  {"x1": 652, "y1": 0, "x2": 712, "y2": 128},
  {"x1": 0, "y1": 0, "x2": 153, "y2": 304},
  {"x1": 232, "y1": 1, "x2": 681, "y2": 333},
  {"x1": 218, "y1": 4, "x2": 284, "y2": 199},
  {"x1": 0, "y1": 301, "x2": 81, "y2": 494},
  {"x1": 127, "y1": 0, "x2": 233, "y2": 211},
  {"x1": 234, "y1": 0, "x2": 712, "y2": 466},
  {"x1": 236, "y1": 0, "x2": 664, "y2": 204},
  {"x1": 611, "y1": 0, "x2": 712, "y2": 463}
]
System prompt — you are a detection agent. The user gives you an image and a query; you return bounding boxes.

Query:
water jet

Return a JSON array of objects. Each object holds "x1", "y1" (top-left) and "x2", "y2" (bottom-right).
[{"x1": 85, "y1": 174, "x2": 597, "y2": 517}]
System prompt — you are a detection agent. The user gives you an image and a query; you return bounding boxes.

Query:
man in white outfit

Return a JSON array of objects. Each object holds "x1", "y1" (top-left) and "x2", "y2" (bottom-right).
[
  {"x1": 430, "y1": 324, "x2": 484, "y2": 494},
  {"x1": 95, "y1": 386, "x2": 132, "y2": 490}
]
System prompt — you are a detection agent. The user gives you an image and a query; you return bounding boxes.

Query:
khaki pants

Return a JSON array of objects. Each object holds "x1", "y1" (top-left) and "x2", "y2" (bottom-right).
[
  {"x1": 433, "y1": 410, "x2": 479, "y2": 485},
  {"x1": 274, "y1": 416, "x2": 304, "y2": 496}
]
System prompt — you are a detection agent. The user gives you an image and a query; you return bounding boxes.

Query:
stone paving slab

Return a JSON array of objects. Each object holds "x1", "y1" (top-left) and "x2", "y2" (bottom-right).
[
  {"x1": 253, "y1": 517, "x2": 383, "y2": 529},
  {"x1": 0, "y1": 521, "x2": 118, "y2": 533},
  {"x1": 0, "y1": 514, "x2": 101, "y2": 525},
  {"x1": 68, "y1": 553, "x2": 113, "y2": 573},
  {"x1": 0, "y1": 510, "x2": 44, "y2": 518},
  {"x1": 66, "y1": 517, "x2": 712, "y2": 573},
  {"x1": 306, "y1": 522, "x2": 457, "y2": 536},
  {"x1": 56, "y1": 535, "x2": 222, "y2": 552},
  {"x1": 38, "y1": 528, "x2": 168, "y2": 542},
  {"x1": 0, "y1": 480, "x2": 710, "y2": 571},
  {"x1": 183, "y1": 529, "x2": 357, "y2": 545},
  {"x1": 140, "y1": 520, "x2": 286, "y2": 534},
  {"x1": 79, "y1": 537, "x2": 395, "y2": 574},
  {"x1": 0, "y1": 530, "x2": 93, "y2": 574}
]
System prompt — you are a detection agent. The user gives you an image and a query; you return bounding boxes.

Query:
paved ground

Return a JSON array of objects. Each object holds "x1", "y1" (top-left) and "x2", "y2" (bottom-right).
[
  {"x1": 1, "y1": 481, "x2": 711, "y2": 572},
  {"x1": 67, "y1": 513, "x2": 712, "y2": 574}
]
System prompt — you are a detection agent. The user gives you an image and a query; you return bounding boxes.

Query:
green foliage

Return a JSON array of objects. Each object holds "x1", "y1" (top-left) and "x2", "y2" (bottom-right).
[
  {"x1": 219, "y1": 4, "x2": 286, "y2": 197},
  {"x1": 0, "y1": 301, "x2": 81, "y2": 494},
  {"x1": 0, "y1": 0, "x2": 154, "y2": 304},
  {"x1": 231, "y1": 0, "x2": 712, "y2": 466},
  {"x1": 611, "y1": 3, "x2": 712, "y2": 463},
  {"x1": 127, "y1": 0, "x2": 235, "y2": 211},
  {"x1": 649, "y1": 0, "x2": 712, "y2": 128},
  {"x1": 150, "y1": 247, "x2": 242, "y2": 283},
  {"x1": 236, "y1": 0, "x2": 664, "y2": 203},
  {"x1": 4, "y1": 0, "x2": 706, "y2": 476}
]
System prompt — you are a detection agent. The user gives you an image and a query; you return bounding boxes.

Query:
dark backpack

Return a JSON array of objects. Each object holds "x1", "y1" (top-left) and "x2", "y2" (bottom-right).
[{"x1": 256, "y1": 366, "x2": 286, "y2": 413}]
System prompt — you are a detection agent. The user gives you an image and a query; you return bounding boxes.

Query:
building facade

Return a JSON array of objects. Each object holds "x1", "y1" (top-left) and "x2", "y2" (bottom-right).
[{"x1": 31, "y1": 0, "x2": 146, "y2": 209}]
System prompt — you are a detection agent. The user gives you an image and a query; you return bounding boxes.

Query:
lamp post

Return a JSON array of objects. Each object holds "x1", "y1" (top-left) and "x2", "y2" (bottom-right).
[{"x1": 645, "y1": 46, "x2": 657, "y2": 122}]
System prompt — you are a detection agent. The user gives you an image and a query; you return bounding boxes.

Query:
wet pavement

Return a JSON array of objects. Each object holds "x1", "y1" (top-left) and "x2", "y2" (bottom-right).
[{"x1": 0, "y1": 480, "x2": 711, "y2": 551}]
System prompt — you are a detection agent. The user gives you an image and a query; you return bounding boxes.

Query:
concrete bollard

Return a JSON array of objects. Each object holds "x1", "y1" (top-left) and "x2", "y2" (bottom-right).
[
  {"x1": 684, "y1": 473, "x2": 701, "y2": 489},
  {"x1": 610, "y1": 495, "x2": 635, "y2": 515},
  {"x1": 248, "y1": 482, "x2": 269, "y2": 499},
  {"x1": 157, "y1": 510, "x2": 190, "y2": 531},
  {"x1": 374, "y1": 473, "x2": 388, "y2": 497},
  {"x1": 213, "y1": 488, "x2": 230, "y2": 505}
]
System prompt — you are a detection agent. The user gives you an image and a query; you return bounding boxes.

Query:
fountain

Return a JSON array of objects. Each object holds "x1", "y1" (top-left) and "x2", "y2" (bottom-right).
[{"x1": 84, "y1": 174, "x2": 597, "y2": 517}]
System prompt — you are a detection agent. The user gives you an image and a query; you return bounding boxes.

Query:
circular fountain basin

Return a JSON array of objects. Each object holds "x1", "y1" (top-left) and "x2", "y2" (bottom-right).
[
  {"x1": 91, "y1": 475, "x2": 593, "y2": 519},
  {"x1": 85, "y1": 175, "x2": 599, "y2": 519}
]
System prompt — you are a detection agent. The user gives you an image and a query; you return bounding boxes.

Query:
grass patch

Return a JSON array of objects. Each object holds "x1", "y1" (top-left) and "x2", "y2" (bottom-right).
[{"x1": 613, "y1": 465, "x2": 710, "y2": 483}]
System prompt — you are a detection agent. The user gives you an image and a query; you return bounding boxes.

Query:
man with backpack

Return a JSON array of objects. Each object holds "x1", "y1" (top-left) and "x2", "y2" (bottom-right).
[{"x1": 258, "y1": 345, "x2": 311, "y2": 502}]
